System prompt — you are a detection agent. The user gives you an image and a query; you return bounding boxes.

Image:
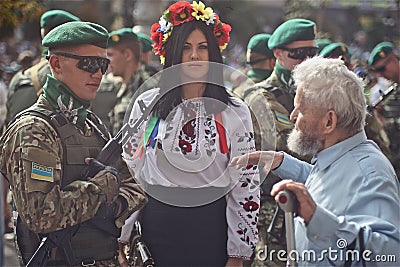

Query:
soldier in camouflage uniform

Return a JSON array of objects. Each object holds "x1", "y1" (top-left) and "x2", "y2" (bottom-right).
[
  {"x1": 0, "y1": 21, "x2": 147, "y2": 266},
  {"x1": 106, "y1": 28, "x2": 157, "y2": 135},
  {"x1": 319, "y1": 42, "x2": 392, "y2": 160},
  {"x1": 241, "y1": 19, "x2": 318, "y2": 266},
  {"x1": 368, "y1": 42, "x2": 400, "y2": 178},
  {"x1": 1, "y1": 9, "x2": 82, "y2": 239},
  {"x1": 232, "y1": 33, "x2": 276, "y2": 99},
  {"x1": 4, "y1": 10, "x2": 81, "y2": 128},
  {"x1": 136, "y1": 32, "x2": 160, "y2": 77}
]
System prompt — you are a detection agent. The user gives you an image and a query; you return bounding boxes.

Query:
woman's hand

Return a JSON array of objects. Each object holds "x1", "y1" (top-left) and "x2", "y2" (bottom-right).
[
  {"x1": 225, "y1": 257, "x2": 243, "y2": 267},
  {"x1": 229, "y1": 151, "x2": 284, "y2": 174},
  {"x1": 271, "y1": 179, "x2": 316, "y2": 223}
]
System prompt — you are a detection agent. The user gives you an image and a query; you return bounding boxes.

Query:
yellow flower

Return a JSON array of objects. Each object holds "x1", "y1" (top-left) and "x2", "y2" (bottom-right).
[
  {"x1": 191, "y1": 1, "x2": 213, "y2": 22},
  {"x1": 160, "y1": 55, "x2": 165, "y2": 65}
]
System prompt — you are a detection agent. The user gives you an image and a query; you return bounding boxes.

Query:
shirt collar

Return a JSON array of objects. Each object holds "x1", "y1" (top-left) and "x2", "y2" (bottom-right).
[{"x1": 314, "y1": 130, "x2": 367, "y2": 171}]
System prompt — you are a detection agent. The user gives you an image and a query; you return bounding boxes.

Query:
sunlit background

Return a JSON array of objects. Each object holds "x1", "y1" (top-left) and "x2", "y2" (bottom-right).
[{"x1": 0, "y1": 0, "x2": 399, "y2": 71}]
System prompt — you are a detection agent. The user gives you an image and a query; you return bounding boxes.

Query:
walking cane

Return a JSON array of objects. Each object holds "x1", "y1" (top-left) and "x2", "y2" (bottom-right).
[{"x1": 276, "y1": 190, "x2": 298, "y2": 267}]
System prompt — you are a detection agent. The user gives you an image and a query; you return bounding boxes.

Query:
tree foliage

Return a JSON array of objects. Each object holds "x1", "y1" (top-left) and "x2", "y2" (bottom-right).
[{"x1": 0, "y1": 0, "x2": 44, "y2": 39}]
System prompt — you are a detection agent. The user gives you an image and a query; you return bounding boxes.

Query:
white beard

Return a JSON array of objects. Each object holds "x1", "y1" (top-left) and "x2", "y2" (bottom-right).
[{"x1": 287, "y1": 128, "x2": 324, "y2": 156}]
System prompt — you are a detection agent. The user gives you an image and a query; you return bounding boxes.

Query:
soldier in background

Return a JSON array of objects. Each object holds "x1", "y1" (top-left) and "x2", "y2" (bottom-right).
[
  {"x1": 106, "y1": 28, "x2": 156, "y2": 135},
  {"x1": 136, "y1": 32, "x2": 160, "y2": 77},
  {"x1": 319, "y1": 42, "x2": 392, "y2": 161},
  {"x1": 5, "y1": 10, "x2": 81, "y2": 127},
  {"x1": 232, "y1": 33, "x2": 275, "y2": 98},
  {"x1": 368, "y1": 42, "x2": 400, "y2": 178},
  {"x1": 242, "y1": 19, "x2": 318, "y2": 266},
  {"x1": 0, "y1": 21, "x2": 147, "y2": 266}
]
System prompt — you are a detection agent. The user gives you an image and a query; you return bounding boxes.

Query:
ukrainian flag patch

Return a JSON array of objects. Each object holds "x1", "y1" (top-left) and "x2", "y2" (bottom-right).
[
  {"x1": 274, "y1": 111, "x2": 291, "y2": 125},
  {"x1": 31, "y1": 162, "x2": 54, "y2": 182}
]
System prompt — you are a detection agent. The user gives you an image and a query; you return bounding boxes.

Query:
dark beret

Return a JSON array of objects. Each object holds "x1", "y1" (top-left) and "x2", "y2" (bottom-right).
[
  {"x1": 319, "y1": 42, "x2": 351, "y2": 58},
  {"x1": 268, "y1": 18, "x2": 316, "y2": 49},
  {"x1": 109, "y1": 28, "x2": 139, "y2": 47},
  {"x1": 40, "y1": 10, "x2": 80, "y2": 30},
  {"x1": 368, "y1": 42, "x2": 394, "y2": 66},
  {"x1": 247, "y1": 33, "x2": 274, "y2": 58},
  {"x1": 316, "y1": 38, "x2": 332, "y2": 52},
  {"x1": 136, "y1": 32, "x2": 153, "y2": 53},
  {"x1": 42, "y1": 21, "x2": 109, "y2": 49}
]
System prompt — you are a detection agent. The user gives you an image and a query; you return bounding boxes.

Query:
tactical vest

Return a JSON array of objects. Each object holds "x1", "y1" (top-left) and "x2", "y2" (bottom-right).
[{"x1": 14, "y1": 104, "x2": 120, "y2": 266}]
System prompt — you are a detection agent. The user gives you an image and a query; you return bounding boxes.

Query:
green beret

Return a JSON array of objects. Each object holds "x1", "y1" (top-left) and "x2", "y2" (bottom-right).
[
  {"x1": 268, "y1": 18, "x2": 316, "y2": 49},
  {"x1": 40, "y1": 10, "x2": 80, "y2": 30},
  {"x1": 42, "y1": 21, "x2": 109, "y2": 49},
  {"x1": 109, "y1": 28, "x2": 139, "y2": 47},
  {"x1": 319, "y1": 42, "x2": 351, "y2": 58},
  {"x1": 247, "y1": 33, "x2": 274, "y2": 58},
  {"x1": 368, "y1": 42, "x2": 394, "y2": 66},
  {"x1": 136, "y1": 32, "x2": 153, "y2": 53},
  {"x1": 316, "y1": 38, "x2": 332, "y2": 52}
]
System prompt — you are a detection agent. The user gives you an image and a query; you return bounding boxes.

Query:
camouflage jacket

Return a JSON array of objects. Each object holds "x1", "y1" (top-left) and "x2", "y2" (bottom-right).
[
  {"x1": 0, "y1": 96, "x2": 147, "y2": 234},
  {"x1": 109, "y1": 68, "x2": 158, "y2": 135},
  {"x1": 243, "y1": 71, "x2": 294, "y2": 152},
  {"x1": 90, "y1": 73, "x2": 122, "y2": 131}
]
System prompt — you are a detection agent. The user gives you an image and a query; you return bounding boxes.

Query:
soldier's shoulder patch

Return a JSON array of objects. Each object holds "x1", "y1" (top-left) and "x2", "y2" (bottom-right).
[
  {"x1": 31, "y1": 162, "x2": 54, "y2": 182},
  {"x1": 273, "y1": 111, "x2": 291, "y2": 125}
]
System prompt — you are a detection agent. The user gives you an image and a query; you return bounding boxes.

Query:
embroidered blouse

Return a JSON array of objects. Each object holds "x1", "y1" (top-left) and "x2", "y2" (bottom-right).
[{"x1": 123, "y1": 88, "x2": 260, "y2": 259}]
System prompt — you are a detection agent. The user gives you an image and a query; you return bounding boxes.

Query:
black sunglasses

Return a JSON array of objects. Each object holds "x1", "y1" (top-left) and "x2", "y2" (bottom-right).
[
  {"x1": 372, "y1": 55, "x2": 394, "y2": 73},
  {"x1": 48, "y1": 52, "x2": 110, "y2": 75},
  {"x1": 280, "y1": 46, "x2": 318, "y2": 60}
]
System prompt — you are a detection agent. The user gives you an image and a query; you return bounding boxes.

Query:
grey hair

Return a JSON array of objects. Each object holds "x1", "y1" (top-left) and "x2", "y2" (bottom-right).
[{"x1": 292, "y1": 56, "x2": 366, "y2": 134}]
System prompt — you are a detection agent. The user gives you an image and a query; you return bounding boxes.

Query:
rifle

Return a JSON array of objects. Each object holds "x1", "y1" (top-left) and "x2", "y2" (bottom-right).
[
  {"x1": 367, "y1": 82, "x2": 398, "y2": 112},
  {"x1": 130, "y1": 221, "x2": 155, "y2": 267},
  {"x1": 27, "y1": 97, "x2": 159, "y2": 266}
]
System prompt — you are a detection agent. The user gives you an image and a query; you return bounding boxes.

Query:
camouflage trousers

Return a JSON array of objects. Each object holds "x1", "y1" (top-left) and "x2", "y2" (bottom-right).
[{"x1": 247, "y1": 197, "x2": 287, "y2": 267}]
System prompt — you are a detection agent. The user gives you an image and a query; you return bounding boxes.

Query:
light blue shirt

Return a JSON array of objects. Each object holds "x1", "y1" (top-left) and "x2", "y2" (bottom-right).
[{"x1": 273, "y1": 130, "x2": 400, "y2": 266}]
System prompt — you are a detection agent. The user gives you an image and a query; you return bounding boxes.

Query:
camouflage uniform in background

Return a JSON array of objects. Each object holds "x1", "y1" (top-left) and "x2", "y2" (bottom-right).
[
  {"x1": 0, "y1": 96, "x2": 147, "y2": 266},
  {"x1": 90, "y1": 73, "x2": 122, "y2": 131},
  {"x1": 381, "y1": 86, "x2": 400, "y2": 178},
  {"x1": 242, "y1": 71, "x2": 296, "y2": 267},
  {"x1": 109, "y1": 69, "x2": 157, "y2": 135},
  {"x1": 5, "y1": 58, "x2": 49, "y2": 126}
]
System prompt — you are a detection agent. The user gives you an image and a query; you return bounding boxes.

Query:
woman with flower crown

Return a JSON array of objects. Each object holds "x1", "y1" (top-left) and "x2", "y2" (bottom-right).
[{"x1": 120, "y1": 2, "x2": 260, "y2": 266}]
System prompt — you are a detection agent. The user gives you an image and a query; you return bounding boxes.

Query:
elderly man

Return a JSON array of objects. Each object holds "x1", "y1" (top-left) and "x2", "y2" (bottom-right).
[
  {"x1": 231, "y1": 57, "x2": 400, "y2": 266},
  {"x1": 0, "y1": 21, "x2": 147, "y2": 266}
]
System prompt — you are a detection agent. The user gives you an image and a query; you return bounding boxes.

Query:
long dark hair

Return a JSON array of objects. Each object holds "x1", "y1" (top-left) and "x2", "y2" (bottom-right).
[{"x1": 153, "y1": 20, "x2": 235, "y2": 120}]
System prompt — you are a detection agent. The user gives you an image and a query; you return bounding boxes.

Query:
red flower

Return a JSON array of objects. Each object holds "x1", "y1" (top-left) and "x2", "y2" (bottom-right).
[
  {"x1": 213, "y1": 16, "x2": 231, "y2": 48},
  {"x1": 242, "y1": 200, "x2": 259, "y2": 212},
  {"x1": 168, "y1": 1, "x2": 194, "y2": 26},
  {"x1": 179, "y1": 139, "x2": 192, "y2": 153},
  {"x1": 150, "y1": 23, "x2": 164, "y2": 53},
  {"x1": 182, "y1": 119, "x2": 196, "y2": 137}
]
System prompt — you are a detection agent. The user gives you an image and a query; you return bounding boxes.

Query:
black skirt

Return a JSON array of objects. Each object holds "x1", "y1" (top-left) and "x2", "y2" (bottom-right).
[{"x1": 141, "y1": 186, "x2": 228, "y2": 267}]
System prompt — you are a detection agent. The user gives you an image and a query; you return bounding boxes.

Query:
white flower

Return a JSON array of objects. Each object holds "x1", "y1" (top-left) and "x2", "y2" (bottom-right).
[
  {"x1": 204, "y1": 12, "x2": 216, "y2": 25},
  {"x1": 159, "y1": 16, "x2": 172, "y2": 33}
]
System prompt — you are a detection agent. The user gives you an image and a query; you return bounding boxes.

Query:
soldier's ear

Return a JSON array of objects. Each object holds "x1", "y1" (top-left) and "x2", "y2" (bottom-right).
[
  {"x1": 49, "y1": 55, "x2": 62, "y2": 74},
  {"x1": 273, "y1": 48, "x2": 284, "y2": 61}
]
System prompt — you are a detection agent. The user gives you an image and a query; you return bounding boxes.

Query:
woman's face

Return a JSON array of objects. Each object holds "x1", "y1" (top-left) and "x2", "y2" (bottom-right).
[{"x1": 181, "y1": 28, "x2": 209, "y2": 81}]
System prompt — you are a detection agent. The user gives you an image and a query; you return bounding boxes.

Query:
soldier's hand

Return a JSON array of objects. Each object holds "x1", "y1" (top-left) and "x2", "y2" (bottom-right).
[{"x1": 85, "y1": 158, "x2": 120, "y2": 204}]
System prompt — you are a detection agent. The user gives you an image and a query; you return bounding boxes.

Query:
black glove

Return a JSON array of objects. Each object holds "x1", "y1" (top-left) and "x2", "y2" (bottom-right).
[{"x1": 83, "y1": 158, "x2": 120, "y2": 185}]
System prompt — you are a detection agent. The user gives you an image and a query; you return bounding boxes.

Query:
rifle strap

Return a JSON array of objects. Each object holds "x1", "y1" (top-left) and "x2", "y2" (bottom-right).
[{"x1": 30, "y1": 60, "x2": 47, "y2": 95}]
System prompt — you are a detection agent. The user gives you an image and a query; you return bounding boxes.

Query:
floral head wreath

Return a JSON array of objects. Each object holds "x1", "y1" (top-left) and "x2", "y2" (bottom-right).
[{"x1": 150, "y1": 1, "x2": 232, "y2": 64}]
